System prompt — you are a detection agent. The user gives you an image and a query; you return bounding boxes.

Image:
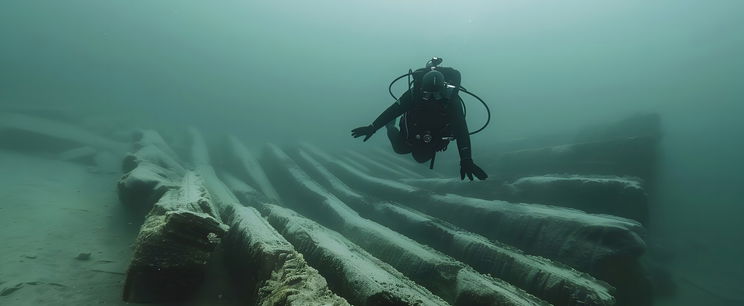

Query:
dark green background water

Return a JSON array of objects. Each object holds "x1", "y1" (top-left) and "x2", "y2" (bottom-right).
[{"x1": 2, "y1": 1, "x2": 742, "y2": 304}]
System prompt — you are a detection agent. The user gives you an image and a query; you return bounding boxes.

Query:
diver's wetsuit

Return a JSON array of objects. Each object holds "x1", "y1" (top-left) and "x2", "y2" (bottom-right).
[{"x1": 370, "y1": 68, "x2": 472, "y2": 163}]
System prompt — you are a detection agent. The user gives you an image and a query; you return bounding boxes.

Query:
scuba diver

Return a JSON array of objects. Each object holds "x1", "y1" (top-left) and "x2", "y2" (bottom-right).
[{"x1": 351, "y1": 57, "x2": 489, "y2": 181}]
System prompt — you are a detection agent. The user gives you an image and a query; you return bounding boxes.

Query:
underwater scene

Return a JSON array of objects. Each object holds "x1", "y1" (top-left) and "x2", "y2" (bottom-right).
[{"x1": 1, "y1": 1, "x2": 742, "y2": 305}]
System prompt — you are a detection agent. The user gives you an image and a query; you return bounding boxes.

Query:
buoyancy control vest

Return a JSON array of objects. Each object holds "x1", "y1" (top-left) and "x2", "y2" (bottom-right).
[
  {"x1": 388, "y1": 57, "x2": 491, "y2": 137},
  {"x1": 401, "y1": 67, "x2": 462, "y2": 153}
]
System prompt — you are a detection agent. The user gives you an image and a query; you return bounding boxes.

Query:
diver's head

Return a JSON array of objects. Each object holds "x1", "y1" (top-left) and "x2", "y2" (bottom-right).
[{"x1": 421, "y1": 70, "x2": 446, "y2": 101}]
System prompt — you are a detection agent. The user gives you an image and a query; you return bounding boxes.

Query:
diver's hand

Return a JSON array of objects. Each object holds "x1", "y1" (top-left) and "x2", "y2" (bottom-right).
[
  {"x1": 460, "y1": 158, "x2": 488, "y2": 181},
  {"x1": 351, "y1": 125, "x2": 376, "y2": 142}
]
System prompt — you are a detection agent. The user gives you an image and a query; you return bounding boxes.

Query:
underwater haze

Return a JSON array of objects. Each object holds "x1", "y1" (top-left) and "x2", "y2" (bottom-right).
[{"x1": 1, "y1": 0, "x2": 743, "y2": 305}]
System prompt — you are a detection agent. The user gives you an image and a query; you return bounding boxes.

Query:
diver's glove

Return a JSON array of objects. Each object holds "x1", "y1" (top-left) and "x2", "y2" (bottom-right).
[
  {"x1": 460, "y1": 158, "x2": 488, "y2": 181},
  {"x1": 351, "y1": 125, "x2": 377, "y2": 142}
]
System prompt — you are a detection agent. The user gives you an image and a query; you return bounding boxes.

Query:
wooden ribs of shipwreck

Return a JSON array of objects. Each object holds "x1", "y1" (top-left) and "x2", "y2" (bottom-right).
[
  {"x1": 262, "y1": 204, "x2": 448, "y2": 306},
  {"x1": 316, "y1": 145, "x2": 652, "y2": 305},
  {"x1": 260, "y1": 144, "x2": 548, "y2": 306},
  {"x1": 221, "y1": 205, "x2": 348, "y2": 305},
  {"x1": 189, "y1": 129, "x2": 348, "y2": 305},
  {"x1": 121, "y1": 172, "x2": 227, "y2": 303},
  {"x1": 0, "y1": 112, "x2": 128, "y2": 154},
  {"x1": 293, "y1": 144, "x2": 616, "y2": 306},
  {"x1": 117, "y1": 130, "x2": 186, "y2": 215},
  {"x1": 8, "y1": 112, "x2": 661, "y2": 305},
  {"x1": 324, "y1": 154, "x2": 646, "y2": 272},
  {"x1": 225, "y1": 135, "x2": 282, "y2": 203},
  {"x1": 115, "y1": 128, "x2": 652, "y2": 305},
  {"x1": 119, "y1": 130, "x2": 226, "y2": 302},
  {"x1": 400, "y1": 174, "x2": 649, "y2": 225},
  {"x1": 119, "y1": 130, "x2": 347, "y2": 304}
]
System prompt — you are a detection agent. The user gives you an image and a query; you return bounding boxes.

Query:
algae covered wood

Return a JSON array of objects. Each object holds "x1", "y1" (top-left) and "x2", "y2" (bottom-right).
[
  {"x1": 263, "y1": 204, "x2": 449, "y2": 306},
  {"x1": 401, "y1": 174, "x2": 649, "y2": 224},
  {"x1": 188, "y1": 129, "x2": 348, "y2": 305},
  {"x1": 261, "y1": 144, "x2": 548, "y2": 306},
  {"x1": 373, "y1": 202, "x2": 616, "y2": 306},
  {"x1": 293, "y1": 145, "x2": 616, "y2": 306},
  {"x1": 222, "y1": 205, "x2": 349, "y2": 306},
  {"x1": 318, "y1": 152, "x2": 651, "y2": 305},
  {"x1": 122, "y1": 172, "x2": 227, "y2": 303},
  {"x1": 493, "y1": 136, "x2": 658, "y2": 181},
  {"x1": 325, "y1": 158, "x2": 646, "y2": 274},
  {"x1": 226, "y1": 135, "x2": 282, "y2": 203},
  {"x1": 117, "y1": 130, "x2": 185, "y2": 214}
]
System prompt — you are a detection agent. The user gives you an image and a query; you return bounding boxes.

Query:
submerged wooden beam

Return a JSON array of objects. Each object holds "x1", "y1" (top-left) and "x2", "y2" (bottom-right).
[
  {"x1": 506, "y1": 175, "x2": 648, "y2": 224},
  {"x1": 220, "y1": 171, "x2": 269, "y2": 206},
  {"x1": 118, "y1": 130, "x2": 185, "y2": 215},
  {"x1": 374, "y1": 203, "x2": 616, "y2": 306},
  {"x1": 401, "y1": 174, "x2": 649, "y2": 224},
  {"x1": 122, "y1": 172, "x2": 226, "y2": 303},
  {"x1": 492, "y1": 136, "x2": 658, "y2": 182},
  {"x1": 225, "y1": 135, "x2": 282, "y2": 203},
  {"x1": 345, "y1": 149, "x2": 423, "y2": 179},
  {"x1": 222, "y1": 205, "x2": 349, "y2": 306},
  {"x1": 0, "y1": 112, "x2": 127, "y2": 153}
]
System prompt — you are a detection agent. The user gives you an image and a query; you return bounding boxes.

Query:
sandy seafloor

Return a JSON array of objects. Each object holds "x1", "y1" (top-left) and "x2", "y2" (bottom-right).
[
  {"x1": 0, "y1": 149, "x2": 135, "y2": 305},
  {"x1": 0, "y1": 149, "x2": 242, "y2": 306},
  {"x1": 0, "y1": 147, "x2": 741, "y2": 306}
]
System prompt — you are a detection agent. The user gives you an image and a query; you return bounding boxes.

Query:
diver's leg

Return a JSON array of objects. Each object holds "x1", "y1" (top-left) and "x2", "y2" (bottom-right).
[{"x1": 386, "y1": 121, "x2": 411, "y2": 154}]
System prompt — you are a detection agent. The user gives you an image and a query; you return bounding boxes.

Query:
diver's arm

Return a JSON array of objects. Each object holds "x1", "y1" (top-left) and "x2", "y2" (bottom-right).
[
  {"x1": 371, "y1": 102, "x2": 403, "y2": 130},
  {"x1": 453, "y1": 97, "x2": 472, "y2": 161},
  {"x1": 453, "y1": 97, "x2": 487, "y2": 180},
  {"x1": 447, "y1": 67, "x2": 469, "y2": 159},
  {"x1": 456, "y1": 138, "x2": 472, "y2": 161},
  {"x1": 371, "y1": 91, "x2": 412, "y2": 129},
  {"x1": 352, "y1": 91, "x2": 412, "y2": 141}
]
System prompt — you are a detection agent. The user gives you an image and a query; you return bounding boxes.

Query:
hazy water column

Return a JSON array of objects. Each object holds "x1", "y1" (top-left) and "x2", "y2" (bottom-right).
[{"x1": 1, "y1": 0, "x2": 743, "y2": 301}]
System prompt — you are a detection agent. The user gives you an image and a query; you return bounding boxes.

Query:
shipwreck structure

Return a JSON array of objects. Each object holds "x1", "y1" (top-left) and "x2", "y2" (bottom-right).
[{"x1": 1, "y1": 111, "x2": 663, "y2": 305}]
